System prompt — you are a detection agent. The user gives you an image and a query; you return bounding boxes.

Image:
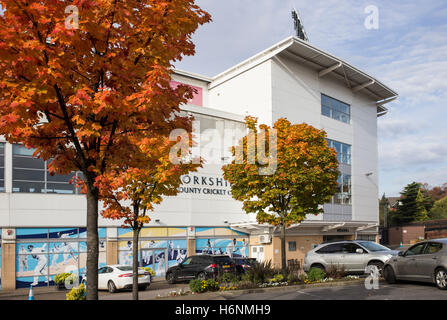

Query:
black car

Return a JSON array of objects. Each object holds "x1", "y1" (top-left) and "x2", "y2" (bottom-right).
[
  {"x1": 232, "y1": 257, "x2": 258, "y2": 274},
  {"x1": 166, "y1": 255, "x2": 236, "y2": 284}
]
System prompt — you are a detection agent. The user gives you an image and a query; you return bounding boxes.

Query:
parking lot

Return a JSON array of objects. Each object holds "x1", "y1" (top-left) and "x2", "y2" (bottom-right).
[
  {"x1": 1, "y1": 278, "x2": 446, "y2": 300},
  {"x1": 225, "y1": 280, "x2": 447, "y2": 300}
]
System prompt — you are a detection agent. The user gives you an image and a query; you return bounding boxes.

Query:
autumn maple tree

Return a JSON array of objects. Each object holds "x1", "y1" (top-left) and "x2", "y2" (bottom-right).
[
  {"x1": 97, "y1": 135, "x2": 200, "y2": 300},
  {"x1": 222, "y1": 117, "x2": 339, "y2": 270},
  {"x1": 0, "y1": 0, "x2": 210, "y2": 299}
]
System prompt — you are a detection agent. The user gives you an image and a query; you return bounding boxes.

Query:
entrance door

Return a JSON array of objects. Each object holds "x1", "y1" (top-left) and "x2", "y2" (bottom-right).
[{"x1": 251, "y1": 246, "x2": 265, "y2": 262}]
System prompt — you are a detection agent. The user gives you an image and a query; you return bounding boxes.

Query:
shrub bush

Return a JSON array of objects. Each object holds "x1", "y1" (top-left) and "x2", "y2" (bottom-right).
[
  {"x1": 308, "y1": 267, "x2": 326, "y2": 282},
  {"x1": 141, "y1": 267, "x2": 156, "y2": 277},
  {"x1": 218, "y1": 272, "x2": 240, "y2": 284},
  {"x1": 189, "y1": 279, "x2": 219, "y2": 293},
  {"x1": 245, "y1": 260, "x2": 274, "y2": 284},
  {"x1": 269, "y1": 273, "x2": 284, "y2": 283},
  {"x1": 66, "y1": 283, "x2": 86, "y2": 300},
  {"x1": 54, "y1": 273, "x2": 74, "y2": 285},
  {"x1": 325, "y1": 264, "x2": 346, "y2": 279}
]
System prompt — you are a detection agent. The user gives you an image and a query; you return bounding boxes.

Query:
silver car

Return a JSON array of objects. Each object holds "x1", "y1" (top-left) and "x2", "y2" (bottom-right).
[
  {"x1": 383, "y1": 238, "x2": 447, "y2": 290},
  {"x1": 303, "y1": 240, "x2": 398, "y2": 274}
]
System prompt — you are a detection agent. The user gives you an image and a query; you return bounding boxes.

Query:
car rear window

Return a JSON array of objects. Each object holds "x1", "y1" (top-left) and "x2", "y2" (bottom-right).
[
  {"x1": 212, "y1": 256, "x2": 233, "y2": 264},
  {"x1": 116, "y1": 266, "x2": 133, "y2": 271}
]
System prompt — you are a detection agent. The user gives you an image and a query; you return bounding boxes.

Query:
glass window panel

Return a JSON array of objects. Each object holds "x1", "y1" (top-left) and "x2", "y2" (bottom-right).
[
  {"x1": 322, "y1": 105, "x2": 331, "y2": 117},
  {"x1": 47, "y1": 172, "x2": 76, "y2": 183},
  {"x1": 13, "y1": 181, "x2": 45, "y2": 193},
  {"x1": 340, "y1": 113, "x2": 350, "y2": 123},
  {"x1": 13, "y1": 156, "x2": 45, "y2": 169},
  {"x1": 321, "y1": 94, "x2": 331, "y2": 106},
  {"x1": 333, "y1": 141, "x2": 342, "y2": 154},
  {"x1": 13, "y1": 144, "x2": 36, "y2": 156},
  {"x1": 0, "y1": 169, "x2": 4, "y2": 180},
  {"x1": 13, "y1": 169, "x2": 45, "y2": 181},
  {"x1": 332, "y1": 110, "x2": 342, "y2": 121},
  {"x1": 46, "y1": 183, "x2": 75, "y2": 194}
]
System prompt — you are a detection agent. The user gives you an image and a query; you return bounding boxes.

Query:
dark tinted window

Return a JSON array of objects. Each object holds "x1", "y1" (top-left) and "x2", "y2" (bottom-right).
[
  {"x1": 405, "y1": 243, "x2": 426, "y2": 256},
  {"x1": 116, "y1": 266, "x2": 133, "y2": 271},
  {"x1": 424, "y1": 242, "x2": 443, "y2": 254},
  {"x1": 317, "y1": 243, "x2": 344, "y2": 254},
  {"x1": 288, "y1": 241, "x2": 297, "y2": 251},
  {"x1": 212, "y1": 256, "x2": 233, "y2": 264},
  {"x1": 342, "y1": 243, "x2": 363, "y2": 253}
]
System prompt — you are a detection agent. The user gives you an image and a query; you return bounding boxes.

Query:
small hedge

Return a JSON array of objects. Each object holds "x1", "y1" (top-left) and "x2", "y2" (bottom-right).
[
  {"x1": 307, "y1": 267, "x2": 326, "y2": 282},
  {"x1": 66, "y1": 283, "x2": 86, "y2": 300},
  {"x1": 54, "y1": 273, "x2": 74, "y2": 285},
  {"x1": 189, "y1": 279, "x2": 219, "y2": 293}
]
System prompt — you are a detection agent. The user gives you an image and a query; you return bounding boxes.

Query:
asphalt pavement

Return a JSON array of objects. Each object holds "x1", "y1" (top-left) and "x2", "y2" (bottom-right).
[{"x1": 224, "y1": 280, "x2": 447, "y2": 300}]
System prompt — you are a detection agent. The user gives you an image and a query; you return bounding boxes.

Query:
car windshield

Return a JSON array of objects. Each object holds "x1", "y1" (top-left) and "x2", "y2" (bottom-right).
[
  {"x1": 116, "y1": 266, "x2": 133, "y2": 271},
  {"x1": 357, "y1": 241, "x2": 390, "y2": 252}
]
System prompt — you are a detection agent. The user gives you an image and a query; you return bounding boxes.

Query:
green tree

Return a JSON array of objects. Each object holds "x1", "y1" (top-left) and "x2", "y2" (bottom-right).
[
  {"x1": 429, "y1": 196, "x2": 447, "y2": 220},
  {"x1": 222, "y1": 117, "x2": 339, "y2": 271},
  {"x1": 379, "y1": 193, "x2": 390, "y2": 227},
  {"x1": 415, "y1": 189, "x2": 430, "y2": 221},
  {"x1": 394, "y1": 182, "x2": 431, "y2": 224}
]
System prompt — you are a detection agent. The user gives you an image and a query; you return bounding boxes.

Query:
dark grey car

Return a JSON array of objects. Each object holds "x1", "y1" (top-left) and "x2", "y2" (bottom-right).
[{"x1": 383, "y1": 238, "x2": 447, "y2": 290}]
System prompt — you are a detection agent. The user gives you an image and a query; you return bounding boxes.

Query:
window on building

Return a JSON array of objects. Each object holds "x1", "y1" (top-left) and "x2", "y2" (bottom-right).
[
  {"x1": 332, "y1": 173, "x2": 351, "y2": 205},
  {"x1": 12, "y1": 144, "x2": 82, "y2": 194},
  {"x1": 326, "y1": 139, "x2": 351, "y2": 165},
  {"x1": 288, "y1": 241, "x2": 297, "y2": 252},
  {"x1": 321, "y1": 94, "x2": 350, "y2": 124},
  {"x1": 0, "y1": 143, "x2": 4, "y2": 192}
]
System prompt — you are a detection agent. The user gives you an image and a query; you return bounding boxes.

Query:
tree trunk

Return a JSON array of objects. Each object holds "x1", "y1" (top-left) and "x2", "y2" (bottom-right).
[
  {"x1": 86, "y1": 187, "x2": 99, "y2": 300},
  {"x1": 132, "y1": 228, "x2": 141, "y2": 300},
  {"x1": 280, "y1": 222, "x2": 286, "y2": 272}
]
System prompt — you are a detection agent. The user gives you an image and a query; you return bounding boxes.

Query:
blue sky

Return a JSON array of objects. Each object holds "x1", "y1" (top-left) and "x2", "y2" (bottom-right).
[{"x1": 175, "y1": 0, "x2": 447, "y2": 197}]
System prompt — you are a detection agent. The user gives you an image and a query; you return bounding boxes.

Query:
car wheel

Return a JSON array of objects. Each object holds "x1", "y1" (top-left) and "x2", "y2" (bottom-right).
[
  {"x1": 138, "y1": 285, "x2": 148, "y2": 291},
  {"x1": 383, "y1": 265, "x2": 397, "y2": 284},
  {"x1": 107, "y1": 280, "x2": 117, "y2": 293},
  {"x1": 310, "y1": 264, "x2": 325, "y2": 273},
  {"x1": 197, "y1": 272, "x2": 207, "y2": 281},
  {"x1": 166, "y1": 272, "x2": 177, "y2": 284},
  {"x1": 435, "y1": 268, "x2": 447, "y2": 290},
  {"x1": 368, "y1": 261, "x2": 384, "y2": 277}
]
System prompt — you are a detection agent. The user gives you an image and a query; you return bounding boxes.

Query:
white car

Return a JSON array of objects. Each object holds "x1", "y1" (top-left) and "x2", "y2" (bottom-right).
[{"x1": 82, "y1": 265, "x2": 151, "y2": 293}]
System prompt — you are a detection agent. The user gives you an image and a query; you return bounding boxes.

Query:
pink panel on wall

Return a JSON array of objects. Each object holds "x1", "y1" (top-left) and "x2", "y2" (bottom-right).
[{"x1": 170, "y1": 81, "x2": 203, "y2": 107}]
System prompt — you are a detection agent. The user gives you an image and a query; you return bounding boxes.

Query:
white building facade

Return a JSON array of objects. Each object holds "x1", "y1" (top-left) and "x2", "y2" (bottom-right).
[{"x1": 0, "y1": 37, "x2": 397, "y2": 289}]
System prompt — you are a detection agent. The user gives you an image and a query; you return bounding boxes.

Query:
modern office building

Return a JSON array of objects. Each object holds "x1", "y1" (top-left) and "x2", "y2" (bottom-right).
[{"x1": 0, "y1": 36, "x2": 397, "y2": 289}]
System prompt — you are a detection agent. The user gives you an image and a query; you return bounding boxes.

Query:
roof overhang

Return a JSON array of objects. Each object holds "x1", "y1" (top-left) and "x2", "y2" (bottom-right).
[
  {"x1": 210, "y1": 36, "x2": 398, "y2": 115},
  {"x1": 230, "y1": 220, "x2": 379, "y2": 234}
]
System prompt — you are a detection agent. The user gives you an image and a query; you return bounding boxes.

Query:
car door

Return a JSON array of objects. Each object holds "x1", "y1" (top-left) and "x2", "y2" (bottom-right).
[
  {"x1": 178, "y1": 256, "x2": 197, "y2": 279},
  {"x1": 415, "y1": 242, "x2": 444, "y2": 281},
  {"x1": 341, "y1": 243, "x2": 367, "y2": 272},
  {"x1": 317, "y1": 243, "x2": 345, "y2": 267},
  {"x1": 396, "y1": 243, "x2": 427, "y2": 279}
]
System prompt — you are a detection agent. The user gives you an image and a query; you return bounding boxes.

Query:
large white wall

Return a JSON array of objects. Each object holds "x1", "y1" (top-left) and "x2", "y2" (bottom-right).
[
  {"x1": 270, "y1": 54, "x2": 378, "y2": 223},
  {"x1": 208, "y1": 61, "x2": 273, "y2": 126}
]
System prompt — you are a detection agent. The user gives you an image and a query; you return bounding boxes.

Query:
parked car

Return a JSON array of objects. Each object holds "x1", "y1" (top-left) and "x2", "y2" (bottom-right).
[
  {"x1": 383, "y1": 238, "x2": 447, "y2": 290},
  {"x1": 81, "y1": 265, "x2": 151, "y2": 293},
  {"x1": 232, "y1": 257, "x2": 258, "y2": 274},
  {"x1": 303, "y1": 240, "x2": 398, "y2": 274},
  {"x1": 165, "y1": 255, "x2": 236, "y2": 284}
]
